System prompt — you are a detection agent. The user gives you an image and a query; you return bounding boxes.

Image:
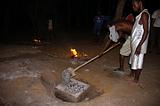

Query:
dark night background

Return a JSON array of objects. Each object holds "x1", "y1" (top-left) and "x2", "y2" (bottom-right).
[{"x1": 0, "y1": 0, "x2": 159, "y2": 42}]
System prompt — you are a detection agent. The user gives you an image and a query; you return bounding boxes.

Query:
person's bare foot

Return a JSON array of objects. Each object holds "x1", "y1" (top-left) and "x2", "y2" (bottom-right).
[{"x1": 128, "y1": 80, "x2": 144, "y2": 88}]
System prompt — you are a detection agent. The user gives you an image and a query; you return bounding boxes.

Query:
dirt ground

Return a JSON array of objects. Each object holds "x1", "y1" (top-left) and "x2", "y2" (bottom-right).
[{"x1": 0, "y1": 31, "x2": 160, "y2": 106}]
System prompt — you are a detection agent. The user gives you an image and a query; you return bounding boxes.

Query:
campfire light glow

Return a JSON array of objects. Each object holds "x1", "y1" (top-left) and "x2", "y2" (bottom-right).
[{"x1": 70, "y1": 48, "x2": 78, "y2": 57}]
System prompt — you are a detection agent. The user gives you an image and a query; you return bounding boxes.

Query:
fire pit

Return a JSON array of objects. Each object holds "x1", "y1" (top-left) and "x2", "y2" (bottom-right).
[{"x1": 70, "y1": 48, "x2": 89, "y2": 65}]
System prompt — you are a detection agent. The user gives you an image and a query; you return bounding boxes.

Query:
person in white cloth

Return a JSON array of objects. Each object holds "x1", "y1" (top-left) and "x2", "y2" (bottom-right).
[
  {"x1": 150, "y1": 9, "x2": 160, "y2": 54},
  {"x1": 127, "y1": 0, "x2": 150, "y2": 84}
]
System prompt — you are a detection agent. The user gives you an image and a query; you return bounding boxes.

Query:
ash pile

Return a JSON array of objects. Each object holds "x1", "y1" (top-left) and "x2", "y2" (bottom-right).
[{"x1": 55, "y1": 78, "x2": 90, "y2": 102}]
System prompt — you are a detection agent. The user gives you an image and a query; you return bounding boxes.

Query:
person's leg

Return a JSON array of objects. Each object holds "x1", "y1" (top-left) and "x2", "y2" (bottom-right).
[
  {"x1": 123, "y1": 69, "x2": 135, "y2": 81},
  {"x1": 115, "y1": 36, "x2": 131, "y2": 72},
  {"x1": 131, "y1": 54, "x2": 144, "y2": 83},
  {"x1": 114, "y1": 54, "x2": 125, "y2": 71},
  {"x1": 96, "y1": 27, "x2": 101, "y2": 42},
  {"x1": 93, "y1": 26, "x2": 97, "y2": 39},
  {"x1": 134, "y1": 69, "x2": 142, "y2": 83},
  {"x1": 149, "y1": 27, "x2": 156, "y2": 53},
  {"x1": 93, "y1": 27, "x2": 99, "y2": 43},
  {"x1": 155, "y1": 27, "x2": 160, "y2": 54},
  {"x1": 119, "y1": 54, "x2": 125, "y2": 71},
  {"x1": 129, "y1": 69, "x2": 135, "y2": 77}
]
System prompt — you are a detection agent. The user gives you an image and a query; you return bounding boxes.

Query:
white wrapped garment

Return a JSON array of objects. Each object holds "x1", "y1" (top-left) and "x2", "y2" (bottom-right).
[
  {"x1": 129, "y1": 9, "x2": 150, "y2": 69},
  {"x1": 109, "y1": 25, "x2": 119, "y2": 42}
]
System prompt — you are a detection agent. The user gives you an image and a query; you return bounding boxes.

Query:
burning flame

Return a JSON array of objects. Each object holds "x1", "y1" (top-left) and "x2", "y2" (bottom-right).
[{"x1": 70, "y1": 48, "x2": 78, "y2": 57}]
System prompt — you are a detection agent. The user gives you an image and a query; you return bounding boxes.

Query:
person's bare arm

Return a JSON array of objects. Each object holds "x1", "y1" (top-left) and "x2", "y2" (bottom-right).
[
  {"x1": 102, "y1": 20, "x2": 132, "y2": 52},
  {"x1": 135, "y1": 12, "x2": 149, "y2": 55},
  {"x1": 115, "y1": 21, "x2": 133, "y2": 36}
]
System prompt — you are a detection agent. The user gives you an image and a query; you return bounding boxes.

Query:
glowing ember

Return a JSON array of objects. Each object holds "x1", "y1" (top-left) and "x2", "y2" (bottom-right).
[{"x1": 70, "y1": 48, "x2": 78, "y2": 57}]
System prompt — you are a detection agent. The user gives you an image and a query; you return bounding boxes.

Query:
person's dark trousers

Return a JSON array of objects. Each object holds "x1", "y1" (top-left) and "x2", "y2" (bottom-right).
[{"x1": 149, "y1": 27, "x2": 160, "y2": 54}]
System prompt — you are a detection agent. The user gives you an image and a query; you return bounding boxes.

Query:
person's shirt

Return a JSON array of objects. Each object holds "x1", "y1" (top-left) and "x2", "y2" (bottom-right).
[
  {"x1": 152, "y1": 9, "x2": 160, "y2": 27},
  {"x1": 48, "y1": 19, "x2": 53, "y2": 30},
  {"x1": 93, "y1": 15, "x2": 104, "y2": 26}
]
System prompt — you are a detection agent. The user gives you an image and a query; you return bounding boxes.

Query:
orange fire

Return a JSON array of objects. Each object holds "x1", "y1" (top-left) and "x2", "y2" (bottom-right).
[{"x1": 70, "y1": 48, "x2": 78, "y2": 57}]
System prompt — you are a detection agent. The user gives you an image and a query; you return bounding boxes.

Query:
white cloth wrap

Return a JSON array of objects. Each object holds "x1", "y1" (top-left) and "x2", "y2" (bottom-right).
[
  {"x1": 109, "y1": 25, "x2": 119, "y2": 42},
  {"x1": 129, "y1": 9, "x2": 150, "y2": 70},
  {"x1": 120, "y1": 36, "x2": 131, "y2": 56}
]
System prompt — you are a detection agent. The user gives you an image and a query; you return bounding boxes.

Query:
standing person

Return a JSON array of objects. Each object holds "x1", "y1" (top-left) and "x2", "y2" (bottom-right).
[
  {"x1": 114, "y1": 13, "x2": 134, "y2": 72},
  {"x1": 47, "y1": 17, "x2": 56, "y2": 43},
  {"x1": 128, "y1": 0, "x2": 150, "y2": 84},
  {"x1": 101, "y1": 20, "x2": 133, "y2": 71},
  {"x1": 93, "y1": 11, "x2": 104, "y2": 42},
  {"x1": 48, "y1": 19, "x2": 53, "y2": 42},
  {"x1": 150, "y1": 9, "x2": 160, "y2": 54}
]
